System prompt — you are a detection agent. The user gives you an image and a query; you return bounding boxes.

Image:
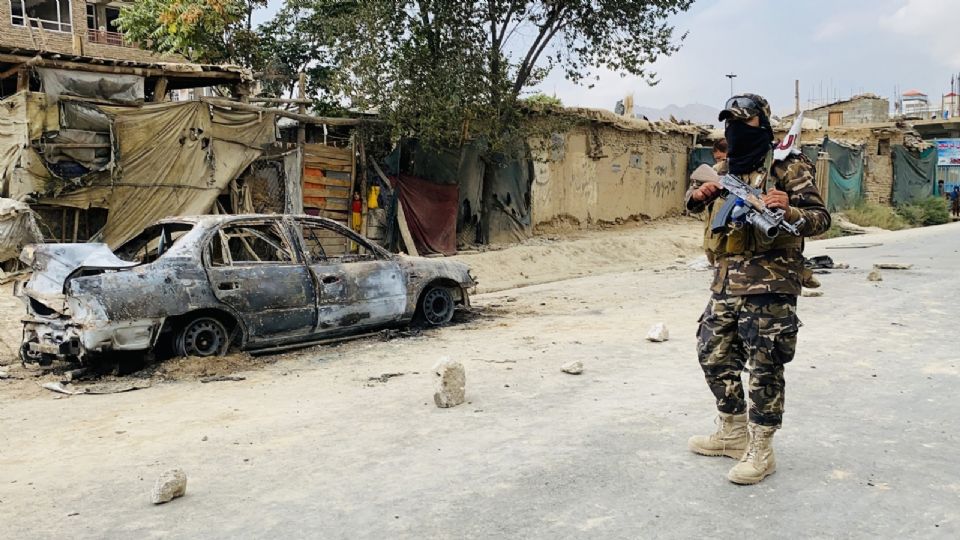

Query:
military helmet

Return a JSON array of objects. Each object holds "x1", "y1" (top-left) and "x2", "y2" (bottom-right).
[{"x1": 718, "y1": 94, "x2": 771, "y2": 122}]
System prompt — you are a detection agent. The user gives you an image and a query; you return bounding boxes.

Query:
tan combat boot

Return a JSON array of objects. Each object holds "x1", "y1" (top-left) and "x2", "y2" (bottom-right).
[
  {"x1": 727, "y1": 423, "x2": 778, "y2": 485},
  {"x1": 688, "y1": 412, "x2": 749, "y2": 459}
]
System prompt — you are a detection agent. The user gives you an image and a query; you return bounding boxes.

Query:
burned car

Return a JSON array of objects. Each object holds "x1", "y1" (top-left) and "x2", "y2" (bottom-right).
[{"x1": 17, "y1": 215, "x2": 475, "y2": 365}]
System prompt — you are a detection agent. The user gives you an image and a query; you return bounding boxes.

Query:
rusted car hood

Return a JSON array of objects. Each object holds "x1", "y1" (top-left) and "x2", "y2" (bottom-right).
[{"x1": 19, "y1": 243, "x2": 138, "y2": 298}]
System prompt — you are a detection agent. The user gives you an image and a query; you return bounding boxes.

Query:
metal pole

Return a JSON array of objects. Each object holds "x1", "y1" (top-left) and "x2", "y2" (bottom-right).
[{"x1": 725, "y1": 73, "x2": 737, "y2": 96}]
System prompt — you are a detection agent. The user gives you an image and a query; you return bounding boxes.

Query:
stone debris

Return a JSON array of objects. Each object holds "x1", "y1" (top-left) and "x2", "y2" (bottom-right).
[
  {"x1": 802, "y1": 290, "x2": 824, "y2": 298},
  {"x1": 646, "y1": 323, "x2": 669, "y2": 342},
  {"x1": 874, "y1": 263, "x2": 912, "y2": 270},
  {"x1": 433, "y1": 358, "x2": 465, "y2": 408},
  {"x1": 867, "y1": 270, "x2": 883, "y2": 282},
  {"x1": 151, "y1": 469, "x2": 187, "y2": 505},
  {"x1": 561, "y1": 361, "x2": 584, "y2": 375},
  {"x1": 687, "y1": 256, "x2": 712, "y2": 271}
]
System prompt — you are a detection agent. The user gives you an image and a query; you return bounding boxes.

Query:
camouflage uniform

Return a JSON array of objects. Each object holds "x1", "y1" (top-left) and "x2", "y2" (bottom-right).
[{"x1": 686, "y1": 104, "x2": 831, "y2": 428}]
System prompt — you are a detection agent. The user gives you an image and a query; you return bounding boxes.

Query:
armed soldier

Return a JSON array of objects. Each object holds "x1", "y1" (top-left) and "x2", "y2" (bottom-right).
[{"x1": 685, "y1": 94, "x2": 830, "y2": 485}]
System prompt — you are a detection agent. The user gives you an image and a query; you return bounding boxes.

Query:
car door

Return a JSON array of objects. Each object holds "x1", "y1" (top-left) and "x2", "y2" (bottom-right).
[
  {"x1": 205, "y1": 218, "x2": 318, "y2": 342},
  {"x1": 295, "y1": 218, "x2": 407, "y2": 333}
]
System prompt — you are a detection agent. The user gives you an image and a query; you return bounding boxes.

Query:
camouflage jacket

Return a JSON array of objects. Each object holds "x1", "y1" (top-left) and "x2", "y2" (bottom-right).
[{"x1": 684, "y1": 153, "x2": 831, "y2": 296}]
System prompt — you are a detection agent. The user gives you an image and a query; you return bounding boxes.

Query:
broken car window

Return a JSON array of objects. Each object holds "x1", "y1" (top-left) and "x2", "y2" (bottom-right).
[
  {"x1": 297, "y1": 220, "x2": 379, "y2": 264},
  {"x1": 114, "y1": 223, "x2": 194, "y2": 264},
  {"x1": 208, "y1": 223, "x2": 295, "y2": 266}
]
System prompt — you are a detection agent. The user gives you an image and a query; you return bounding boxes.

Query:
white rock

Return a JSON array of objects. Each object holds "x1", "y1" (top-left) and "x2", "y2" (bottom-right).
[
  {"x1": 433, "y1": 358, "x2": 465, "y2": 408},
  {"x1": 151, "y1": 469, "x2": 187, "y2": 505},
  {"x1": 867, "y1": 270, "x2": 883, "y2": 282},
  {"x1": 561, "y1": 361, "x2": 583, "y2": 375},
  {"x1": 646, "y1": 323, "x2": 669, "y2": 342},
  {"x1": 686, "y1": 256, "x2": 712, "y2": 271},
  {"x1": 802, "y1": 290, "x2": 823, "y2": 298}
]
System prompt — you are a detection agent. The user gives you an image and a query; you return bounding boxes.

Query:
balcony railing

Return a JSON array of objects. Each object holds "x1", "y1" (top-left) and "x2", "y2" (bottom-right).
[{"x1": 86, "y1": 29, "x2": 133, "y2": 48}]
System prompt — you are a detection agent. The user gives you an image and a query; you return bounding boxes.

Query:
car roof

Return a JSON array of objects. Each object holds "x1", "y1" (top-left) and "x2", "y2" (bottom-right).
[{"x1": 157, "y1": 214, "x2": 346, "y2": 228}]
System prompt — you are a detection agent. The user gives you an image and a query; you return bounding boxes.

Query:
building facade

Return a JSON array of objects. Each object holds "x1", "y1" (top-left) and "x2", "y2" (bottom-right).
[
  {"x1": 0, "y1": 1, "x2": 175, "y2": 63},
  {"x1": 783, "y1": 94, "x2": 890, "y2": 127}
]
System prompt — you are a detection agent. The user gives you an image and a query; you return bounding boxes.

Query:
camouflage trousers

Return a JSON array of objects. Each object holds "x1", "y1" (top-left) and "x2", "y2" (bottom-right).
[{"x1": 696, "y1": 292, "x2": 801, "y2": 427}]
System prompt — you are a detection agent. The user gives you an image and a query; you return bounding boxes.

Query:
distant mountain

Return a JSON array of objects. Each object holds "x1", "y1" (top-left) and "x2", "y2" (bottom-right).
[{"x1": 633, "y1": 103, "x2": 721, "y2": 127}]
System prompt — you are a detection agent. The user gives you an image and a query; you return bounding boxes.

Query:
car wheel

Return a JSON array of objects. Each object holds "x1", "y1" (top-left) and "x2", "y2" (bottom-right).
[
  {"x1": 418, "y1": 286, "x2": 455, "y2": 326},
  {"x1": 175, "y1": 317, "x2": 229, "y2": 357}
]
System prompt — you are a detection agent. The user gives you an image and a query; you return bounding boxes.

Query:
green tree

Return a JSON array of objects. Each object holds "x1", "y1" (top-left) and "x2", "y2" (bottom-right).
[
  {"x1": 329, "y1": 0, "x2": 694, "y2": 148},
  {"x1": 253, "y1": 0, "x2": 355, "y2": 112},
  {"x1": 116, "y1": 0, "x2": 266, "y2": 64}
]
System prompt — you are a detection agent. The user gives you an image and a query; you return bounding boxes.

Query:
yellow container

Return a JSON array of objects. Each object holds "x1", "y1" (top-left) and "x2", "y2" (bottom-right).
[{"x1": 368, "y1": 185, "x2": 380, "y2": 209}]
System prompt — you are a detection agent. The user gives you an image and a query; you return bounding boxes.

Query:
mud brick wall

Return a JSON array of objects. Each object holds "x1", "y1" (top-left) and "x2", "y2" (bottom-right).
[
  {"x1": 795, "y1": 126, "x2": 906, "y2": 206},
  {"x1": 530, "y1": 124, "x2": 696, "y2": 225}
]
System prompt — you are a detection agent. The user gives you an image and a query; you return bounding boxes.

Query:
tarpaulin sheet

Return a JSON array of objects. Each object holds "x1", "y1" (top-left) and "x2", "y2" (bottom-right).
[
  {"x1": 822, "y1": 138, "x2": 864, "y2": 211},
  {"x1": 891, "y1": 145, "x2": 937, "y2": 205},
  {"x1": 687, "y1": 147, "x2": 715, "y2": 176},
  {"x1": 60, "y1": 101, "x2": 111, "y2": 132},
  {"x1": 801, "y1": 144, "x2": 821, "y2": 164},
  {"x1": 38, "y1": 68, "x2": 144, "y2": 104},
  {"x1": 456, "y1": 140, "x2": 486, "y2": 245},
  {"x1": 57, "y1": 101, "x2": 272, "y2": 247},
  {"x1": 394, "y1": 173, "x2": 458, "y2": 255},
  {"x1": 0, "y1": 94, "x2": 30, "y2": 196},
  {"x1": 483, "y1": 150, "x2": 532, "y2": 244},
  {"x1": 0, "y1": 198, "x2": 42, "y2": 263}
]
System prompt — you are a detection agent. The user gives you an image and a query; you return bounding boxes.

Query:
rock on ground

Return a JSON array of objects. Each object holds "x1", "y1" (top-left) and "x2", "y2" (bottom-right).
[
  {"x1": 802, "y1": 290, "x2": 824, "y2": 298},
  {"x1": 868, "y1": 270, "x2": 883, "y2": 282},
  {"x1": 646, "y1": 323, "x2": 669, "y2": 342},
  {"x1": 151, "y1": 469, "x2": 187, "y2": 505},
  {"x1": 433, "y1": 358, "x2": 465, "y2": 408},
  {"x1": 561, "y1": 361, "x2": 583, "y2": 375}
]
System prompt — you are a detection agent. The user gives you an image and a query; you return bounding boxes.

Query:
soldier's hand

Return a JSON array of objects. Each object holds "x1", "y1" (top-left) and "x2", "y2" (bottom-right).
[
  {"x1": 763, "y1": 189, "x2": 790, "y2": 210},
  {"x1": 693, "y1": 181, "x2": 722, "y2": 202}
]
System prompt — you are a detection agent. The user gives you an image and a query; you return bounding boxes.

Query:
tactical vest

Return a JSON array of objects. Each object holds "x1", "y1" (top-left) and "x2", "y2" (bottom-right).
[{"x1": 702, "y1": 167, "x2": 803, "y2": 263}]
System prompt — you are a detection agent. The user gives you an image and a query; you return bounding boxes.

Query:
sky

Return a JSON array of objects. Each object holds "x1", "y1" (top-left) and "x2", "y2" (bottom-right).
[{"x1": 253, "y1": 0, "x2": 960, "y2": 116}]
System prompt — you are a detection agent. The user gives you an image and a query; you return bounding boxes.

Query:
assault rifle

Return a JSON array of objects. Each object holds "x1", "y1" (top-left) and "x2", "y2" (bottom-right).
[{"x1": 710, "y1": 174, "x2": 805, "y2": 238}]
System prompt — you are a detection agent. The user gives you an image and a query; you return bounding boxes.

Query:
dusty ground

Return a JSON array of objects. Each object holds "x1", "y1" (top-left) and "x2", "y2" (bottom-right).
[{"x1": 1, "y1": 218, "x2": 958, "y2": 538}]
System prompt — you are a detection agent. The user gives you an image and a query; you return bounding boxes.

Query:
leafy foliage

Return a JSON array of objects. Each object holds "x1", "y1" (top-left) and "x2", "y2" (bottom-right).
[
  {"x1": 328, "y1": 0, "x2": 693, "y2": 148},
  {"x1": 251, "y1": 0, "x2": 354, "y2": 112},
  {"x1": 116, "y1": 0, "x2": 266, "y2": 63},
  {"x1": 897, "y1": 197, "x2": 950, "y2": 226}
]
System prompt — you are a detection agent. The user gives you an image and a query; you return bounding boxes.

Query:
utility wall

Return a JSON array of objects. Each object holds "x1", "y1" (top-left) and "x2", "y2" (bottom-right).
[{"x1": 530, "y1": 121, "x2": 697, "y2": 226}]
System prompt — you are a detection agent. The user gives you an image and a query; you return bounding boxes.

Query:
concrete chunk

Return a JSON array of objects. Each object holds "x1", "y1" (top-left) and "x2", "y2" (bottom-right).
[
  {"x1": 433, "y1": 358, "x2": 465, "y2": 408},
  {"x1": 646, "y1": 323, "x2": 669, "y2": 342},
  {"x1": 561, "y1": 361, "x2": 584, "y2": 375},
  {"x1": 151, "y1": 469, "x2": 187, "y2": 505}
]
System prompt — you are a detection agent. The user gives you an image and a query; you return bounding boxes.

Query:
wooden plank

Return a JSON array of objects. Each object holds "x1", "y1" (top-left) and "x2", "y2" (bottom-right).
[
  {"x1": 303, "y1": 144, "x2": 353, "y2": 159},
  {"x1": 303, "y1": 187, "x2": 351, "y2": 199},
  {"x1": 304, "y1": 155, "x2": 352, "y2": 165},
  {"x1": 302, "y1": 173, "x2": 352, "y2": 188},
  {"x1": 303, "y1": 198, "x2": 350, "y2": 210}
]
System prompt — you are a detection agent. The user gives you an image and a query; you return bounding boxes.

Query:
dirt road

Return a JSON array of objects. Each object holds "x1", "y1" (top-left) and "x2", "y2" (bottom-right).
[{"x1": 1, "y1": 221, "x2": 958, "y2": 538}]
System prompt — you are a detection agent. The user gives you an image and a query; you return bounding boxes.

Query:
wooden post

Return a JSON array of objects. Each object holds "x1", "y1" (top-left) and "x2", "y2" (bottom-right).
[
  {"x1": 16, "y1": 68, "x2": 29, "y2": 92},
  {"x1": 358, "y1": 137, "x2": 368, "y2": 237},
  {"x1": 153, "y1": 77, "x2": 168, "y2": 102},
  {"x1": 72, "y1": 209, "x2": 80, "y2": 243},
  {"x1": 795, "y1": 79, "x2": 800, "y2": 115},
  {"x1": 297, "y1": 72, "x2": 307, "y2": 145}
]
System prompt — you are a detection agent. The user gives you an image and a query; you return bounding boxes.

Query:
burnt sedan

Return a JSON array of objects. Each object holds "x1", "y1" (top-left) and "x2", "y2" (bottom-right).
[{"x1": 17, "y1": 214, "x2": 475, "y2": 365}]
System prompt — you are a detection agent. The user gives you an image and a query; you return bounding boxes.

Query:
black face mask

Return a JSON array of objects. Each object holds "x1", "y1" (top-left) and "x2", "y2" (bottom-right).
[{"x1": 725, "y1": 120, "x2": 773, "y2": 175}]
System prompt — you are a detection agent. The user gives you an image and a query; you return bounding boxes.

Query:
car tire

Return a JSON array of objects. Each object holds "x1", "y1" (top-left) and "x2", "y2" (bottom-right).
[
  {"x1": 175, "y1": 316, "x2": 230, "y2": 358},
  {"x1": 416, "y1": 286, "x2": 456, "y2": 327}
]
